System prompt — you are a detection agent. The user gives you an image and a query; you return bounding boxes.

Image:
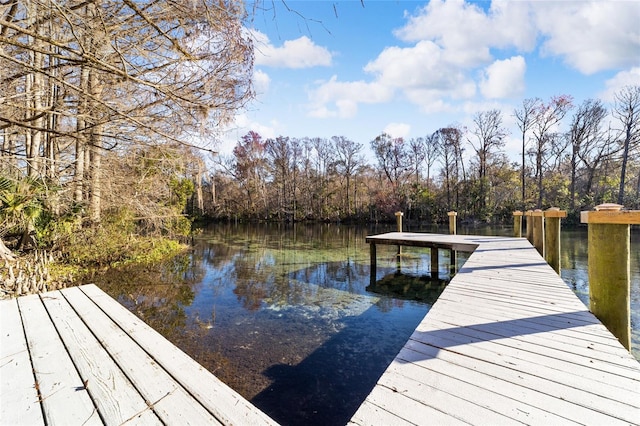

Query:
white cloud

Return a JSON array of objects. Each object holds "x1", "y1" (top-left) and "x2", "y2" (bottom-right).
[
  {"x1": 533, "y1": 2, "x2": 640, "y2": 74},
  {"x1": 253, "y1": 30, "x2": 332, "y2": 69},
  {"x1": 308, "y1": 76, "x2": 393, "y2": 118},
  {"x1": 253, "y1": 69, "x2": 270, "y2": 95},
  {"x1": 480, "y1": 56, "x2": 526, "y2": 99},
  {"x1": 383, "y1": 123, "x2": 411, "y2": 139},
  {"x1": 600, "y1": 67, "x2": 640, "y2": 102},
  {"x1": 306, "y1": 1, "x2": 640, "y2": 122},
  {"x1": 395, "y1": 0, "x2": 536, "y2": 67}
]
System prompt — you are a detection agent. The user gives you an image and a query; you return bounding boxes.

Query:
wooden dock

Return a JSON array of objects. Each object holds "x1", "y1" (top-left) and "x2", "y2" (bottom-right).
[
  {"x1": 351, "y1": 232, "x2": 640, "y2": 425},
  {"x1": 0, "y1": 284, "x2": 277, "y2": 425}
]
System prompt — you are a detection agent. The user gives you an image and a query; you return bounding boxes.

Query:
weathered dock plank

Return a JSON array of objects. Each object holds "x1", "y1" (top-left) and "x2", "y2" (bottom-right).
[
  {"x1": 355, "y1": 232, "x2": 640, "y2": 425},
  {"x1": 0, "y1": 298, "x2": 44, "y2": 425},
  {"x1": 0, "y1": 284, "x2": 277, "y2": 426}
]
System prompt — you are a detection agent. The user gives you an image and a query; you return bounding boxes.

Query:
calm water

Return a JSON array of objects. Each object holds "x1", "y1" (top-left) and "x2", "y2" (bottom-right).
[{"x1": 94, "y1": 223, "x2": 639, "y2": 426}]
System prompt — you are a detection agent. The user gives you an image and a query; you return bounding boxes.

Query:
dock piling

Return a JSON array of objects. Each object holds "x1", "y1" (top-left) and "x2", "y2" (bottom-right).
[
  {"x1": 580, "y1": 203, "x2": 640, "y2": 350},
  {"x1": 525, "y1": 210, "x2": 533, "y2": 243},
  {"x1": 395, "y1": 211, "x2": 403, "y2": 270},
  {"x1": 531, "y1": 209, "x2": 545, "y2": 256},
  {"x1": 513, "y1": 211, "x2": 523, "y2": 238},
  {"x1": 447, "y1": 211, "x2": 457, "y2": 274},
  {"x1": 544, "y1": 207, "x2": 566, "y2": 274}
]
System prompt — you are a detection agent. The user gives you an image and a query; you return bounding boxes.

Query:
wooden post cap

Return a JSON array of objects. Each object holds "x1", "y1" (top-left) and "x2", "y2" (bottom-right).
[
  {"x1": 531, "y1": 209, "x2": 545, "y2": 217},
  {"x1": 525, "y1": 210, "x2": 534, "y2": 216},
  {"x1": 513, "y1": 211, "x2": 523, "y2": 216},
  {"x1": 595, "y1": 203, "x2": 623, "y2": 211},
  {"x1": 581, "y1": 204, "x2": 640, "y2": 224},
  {"x1": 544, "y1": 207, "x2": 567, "y2": 218},
  {"x1": 395, "y1": 211, "x2": 403, "y2": 217},
  {"x1": 447, "y1": 211, "x2": 457, "y2": 216}
]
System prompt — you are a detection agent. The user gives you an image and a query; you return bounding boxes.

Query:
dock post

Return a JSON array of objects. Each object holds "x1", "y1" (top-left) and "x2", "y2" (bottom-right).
[
  {"x1": 531, "y1": 209, "x2": 545, "y2": 256},
  {"x1": 447, "y1": 211, "x2": 457, "y2": 235},
  {"x1": 395, "y1": 211, "x2": 403, "y2": 270},
  {"x1": 447, "y1": 211, "x2": 457, "y2": 273},
  {"x1": 544, "y1": 207, "x2": 566, "y2": 274},
  {"x1": 370, "y1": 242, "x2": 377, "y2": 285},
  {"x1": 513, "y1": 211, "x2": 523, "y2": 238},
  {"x1": 525, "y1": 210, "x2": 533, "y2": 243},
  {"x1": 431, "y1": 245, "x2": 439, "y2": 278},
  {"x1": 580, "y1": 204, "x2": 640, "y2": 350}
]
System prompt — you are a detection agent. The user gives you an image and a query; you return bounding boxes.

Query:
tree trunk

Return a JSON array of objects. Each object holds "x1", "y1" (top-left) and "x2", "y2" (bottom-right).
[{"x1": 617, "y1": 125, "x2": 632, "y2": 205}]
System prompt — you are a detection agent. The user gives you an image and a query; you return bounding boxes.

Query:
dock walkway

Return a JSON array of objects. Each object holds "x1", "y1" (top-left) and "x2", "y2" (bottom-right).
[
  {"x1": 351, "y1": 232, "x2": 640, "y2": 425},
  {"x1": 0, "y1": 284, "x2": 277, "y2": 425}
]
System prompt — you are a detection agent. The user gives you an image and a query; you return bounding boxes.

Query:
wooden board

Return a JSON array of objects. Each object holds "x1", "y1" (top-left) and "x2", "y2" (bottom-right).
[
  {"x1": 0, "y1": 285, "x2": 277, "y2": 426},
  {"x1": 0, "y1": 299, "x2": 44, "y2": 426},
  {"x1": 353, "y1": 232, "x2": 640, "y2": 425}
]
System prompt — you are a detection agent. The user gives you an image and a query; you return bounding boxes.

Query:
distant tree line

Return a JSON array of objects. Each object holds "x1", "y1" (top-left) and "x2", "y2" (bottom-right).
[{"x1": 204, "y1": 88, "x2": 640, "y2": 225}]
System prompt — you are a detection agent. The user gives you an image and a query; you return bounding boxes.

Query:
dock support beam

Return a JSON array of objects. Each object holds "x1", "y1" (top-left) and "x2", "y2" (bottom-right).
[
  {"x1": 513, "y1": 211, "x2": 523, "y2": 238},
  {"x1": 581, "y1": 204, "x2": 640, "y2": 350},
  {"x1": 531, "y1": 209, "x2": 545, "y2": 256},
  {"x1": 447, "y1": 211, "x2": 457, "y2": 274},
  {"x1": 370, "y1": 243, "x2": 377, "y2": 285},
  {"x1": 431, "y1": 246, "x2": 439, "y2": 278},
  {"x1": 544, "y1": 207, "x2": 566, "y2": 274},
  {"x1": 395, "y1": 211, "x2": 403, "y2": 270}
]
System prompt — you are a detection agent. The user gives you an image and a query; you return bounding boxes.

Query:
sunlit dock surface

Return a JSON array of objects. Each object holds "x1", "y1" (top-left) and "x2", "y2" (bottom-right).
[
  {"x1": 0, "y1": 284, "x2": 276, "y2": 425},
  {"x1": 350, "y1": 233, "x2": 640, "y2": 425}
]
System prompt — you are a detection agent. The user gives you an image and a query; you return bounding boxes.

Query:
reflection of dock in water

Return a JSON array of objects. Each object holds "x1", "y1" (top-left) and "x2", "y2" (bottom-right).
[
  {"x1": 367, "y1": 272, "x2": 448, "y2": 304},
  {"x1": 353, "y1": 232, "x2": 640, "y2": 425}
]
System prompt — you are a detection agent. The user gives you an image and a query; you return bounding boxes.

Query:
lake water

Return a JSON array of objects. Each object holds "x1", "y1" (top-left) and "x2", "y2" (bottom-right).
[{"x1": 94, "y1": 223, "x2": 639, "y2": 426}]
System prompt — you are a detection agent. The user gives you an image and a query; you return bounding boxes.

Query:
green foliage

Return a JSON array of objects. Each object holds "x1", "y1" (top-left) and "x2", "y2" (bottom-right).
[
  {"x1": 63, "y1": 221, "x2": 186, "y2": 268},
  {"x1": 169, "y1": 177, "x2": 195, "y2": 208},
  {"x1": 0, "y1": 176, "x2": 45, "y2": 235}
]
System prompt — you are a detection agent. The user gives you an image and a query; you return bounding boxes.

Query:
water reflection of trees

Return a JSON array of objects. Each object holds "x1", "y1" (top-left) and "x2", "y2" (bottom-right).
[{"x1": 91, "y1": 252, "x2": 204, "y2": 340}]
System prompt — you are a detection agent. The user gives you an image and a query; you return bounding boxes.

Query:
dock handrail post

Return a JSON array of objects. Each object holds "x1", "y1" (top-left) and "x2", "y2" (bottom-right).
[
  {"x1": 580, "y1": 204, "x2": 640, "y2": 350},
  {"x1": 395, "y1": 212, "x2": 403, "y2": 269},
  {"x1": 531, "y1": 209, "x2": 545, "y2": 256},
  {"x1": 544, "y1": 207, "x2": 566, "y2": 274},
  {"x1": 525, "y1": 210, "x2": 534, "y2": 243},
  {"x1": 513, "y1": 211, "x2": 523, "y2": 238},
  {"x1": 447, "y1": 211, "x2": 457, "y2": 273}
]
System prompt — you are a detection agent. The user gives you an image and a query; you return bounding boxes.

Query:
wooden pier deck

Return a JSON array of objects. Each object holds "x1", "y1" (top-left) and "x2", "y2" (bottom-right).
[
  {"x1": 0, "y1": 284, "x2": 277, "y2": 425},
  {"x1": 351, "y1": 232, "x2": 640, "y2": 425}
]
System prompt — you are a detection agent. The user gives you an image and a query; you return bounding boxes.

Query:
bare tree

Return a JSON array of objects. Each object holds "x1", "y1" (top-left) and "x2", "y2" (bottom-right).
[
  {"x1": 530, "y1": 95, "x2": 573, "y2": 207},
  {"x1": 613, "y1": 85, "x2": 640, "y2": 205},
  {"x1": 424, "y1": 132, "x2": 440, "y2": 187},
  {"x1": 567, "y1": 99, "x2": 608, "y2": 210},
  {"x1": 332, "y1": 136, "x2": 363, "y2": 216},
  {"x1": 0, "y1": 0, "x2": 253, "y2": 223},
  {"x1": 514, "y1": 98, "x2": 542, "y2": 209},
  {"x1": 435, "y1": 127, "x2": 463, "y2": 210},
  {"x1": 469, "y1": 110, "x2": 508, "y2": 212},
  {"x1": 371, "y1": 133, "x2": 410, "y2": 193}
]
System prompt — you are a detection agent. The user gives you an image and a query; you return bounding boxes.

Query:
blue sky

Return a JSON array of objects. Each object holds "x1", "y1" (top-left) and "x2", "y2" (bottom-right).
[{"x1": 218, "y1": 0, "x2": 640, "y2": 162}]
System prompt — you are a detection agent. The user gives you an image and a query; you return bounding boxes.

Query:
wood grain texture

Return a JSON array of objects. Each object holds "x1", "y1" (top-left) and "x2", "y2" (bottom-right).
[
  {"x1": 352, "y1": 232, "x2": 640, "y2": 425},
  {"x1": 0, "y1": 299, "x2": 44, "y2": 426},
  {"x1": 18, "y1": 294, "x2": 101, "y2": 425},
  {"x1": 78, "y1": 284, "x2": 278, "y2": 426},
  {"x1": 41, "y1": 291, "x2": 161, "y2": 426},
  {"x1": 0, "y1": 285, "x2": 275, "y2": 425}
]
